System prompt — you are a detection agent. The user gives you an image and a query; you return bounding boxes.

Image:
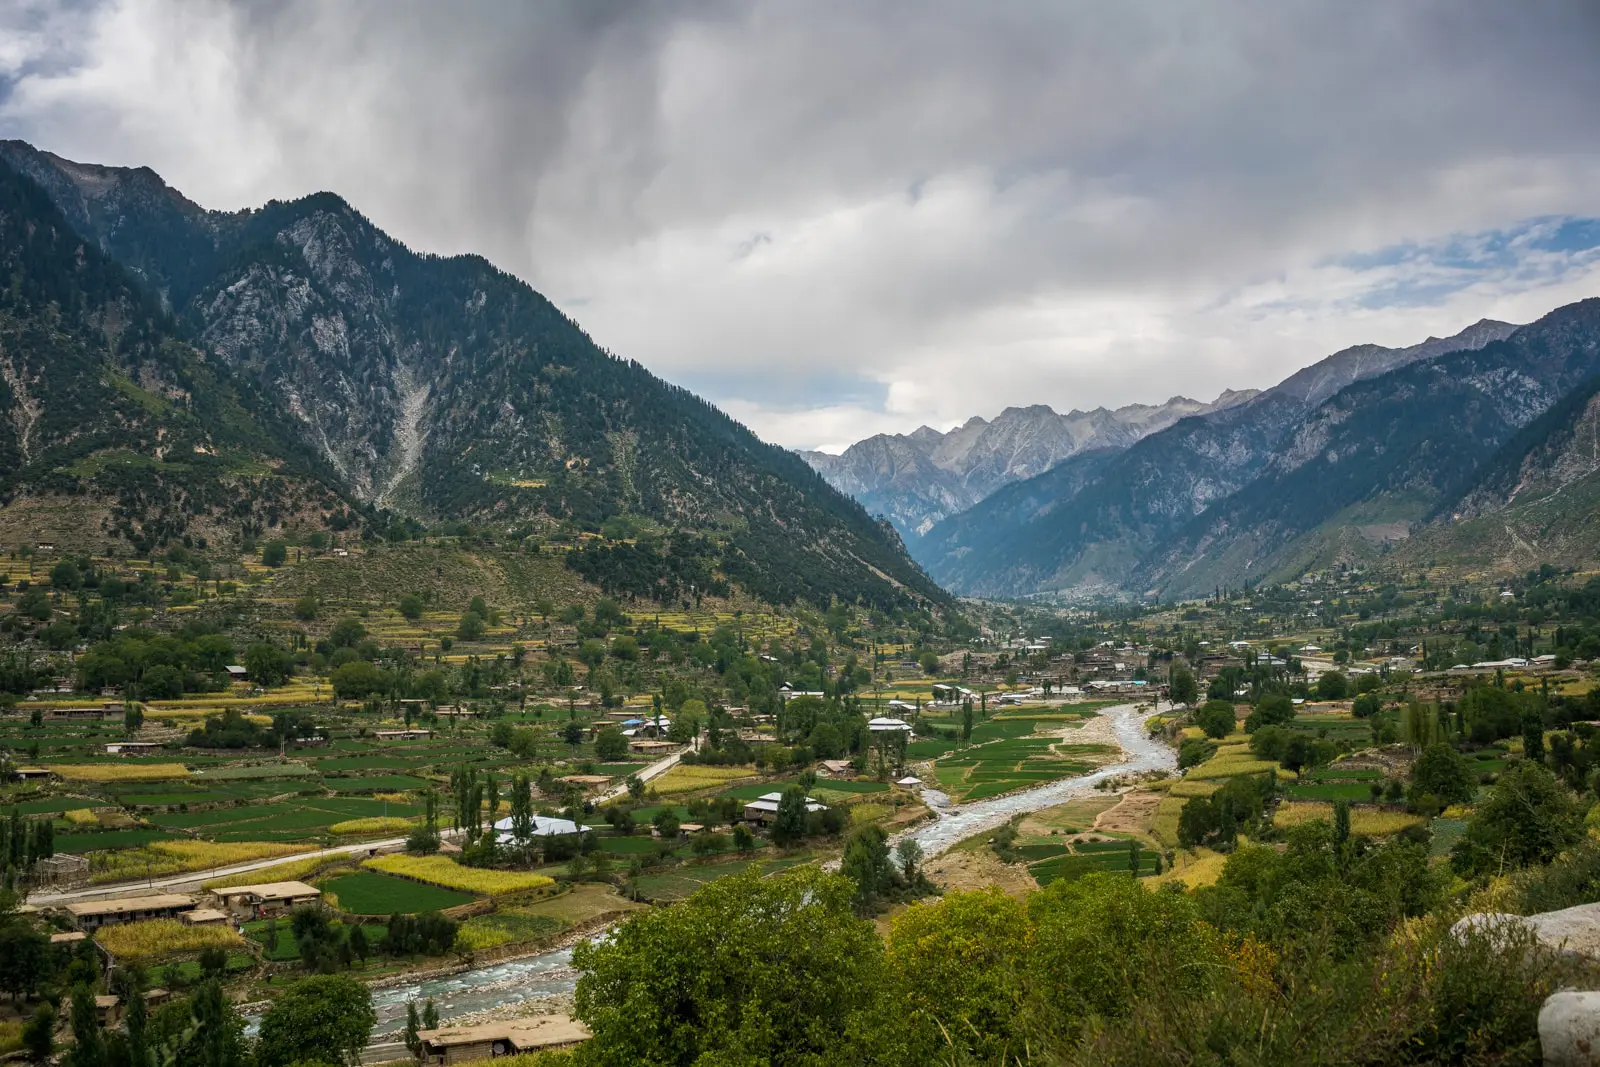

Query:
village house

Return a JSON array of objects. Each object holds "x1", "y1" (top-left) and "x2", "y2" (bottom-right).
[
  {"x1": 181, "y1": 907, "x2": 230, "y2": 926},
  {"x1": 416, "y1": 1017, "x2": 590, "y2": 1065},
  {"x1": 743, "y1": 791, "x2": 825, "y2": 825},
  {"x1": 211, "y1": 881, "x2": 322, "y2": 919},
  {"x1": 375, "y1": 729, "x2": 434, "y2": 741},
  {"x1": 105, "y1": 741, "x2": 166, "y2": 756},
  {"x1": 66, "y1": 894, "x2": 197, "y2": 931}
]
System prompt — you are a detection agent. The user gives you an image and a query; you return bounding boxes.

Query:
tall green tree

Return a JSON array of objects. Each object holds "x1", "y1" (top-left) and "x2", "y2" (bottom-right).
[
  {"x1": 255, "y1": 974, "x2": 375, "y2": 1067},
  {"x1": 572, "y1": 867, "x2": 881, "y2": 1066}
]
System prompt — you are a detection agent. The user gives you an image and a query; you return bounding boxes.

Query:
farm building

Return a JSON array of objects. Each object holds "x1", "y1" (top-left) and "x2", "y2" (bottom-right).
[
  {"x1": 13, "y1": 767, "x2": 53, "y2": 781},
  {"x1": 818, "y1": 760, "x2": 854, "y2": 777},
  {"x1": 374, "y1": 729, "x2": 434, "y2": 741},
  {"x1": 930, "y1": 684, "x2": 976, "y2": 705},
  {"x1": 225, "y1": 666, "x2": 249, "y2": 682},
  {"x1": 66, "y1": 894, "x2": 196, "y2": 930},
  {"x1": 33, "y1": 853, "x2": 89, "y2": 887},
  {"x1": 212, "y1": 881, "x2": 322, "y2": 918},
  {"x1": 867, "y1": 717, "x2": 912, "y2": 734},
  {"x1": 104, "y1": 741, "x2": 166, "y2": 756},
  {"x1": 743, "y1": 792, "x2": 825, "y2": 825},
  {"x1": 491, "y1": 815, "x2": 592, "y2": 842},
  {"x1": 181, "y1": 908, "x2": 230, "y2": 926},
  {"x1": 95, "y1": 996, "x2": 122, "y2": 1028},
  {"x1": 628, "y1": 739, "x2": 679, "y2": 755},
  {"x1": 417, "y1": 1017, "x2": 590, "y2": 1065},
  {"x1": 49, "y1": 707, "x2": 108, "y2": 721}
]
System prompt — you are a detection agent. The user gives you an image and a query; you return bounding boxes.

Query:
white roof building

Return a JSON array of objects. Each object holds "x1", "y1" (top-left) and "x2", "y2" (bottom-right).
[
  {"x1": 492, "y1": 815, "x2": 593, "y2": 839},
  {"x1": 867, "y1": 717, "x2": 913, "y2": 733},
  {"x1": 744, "y1": 791, "x2": 826, "y2": 816}
]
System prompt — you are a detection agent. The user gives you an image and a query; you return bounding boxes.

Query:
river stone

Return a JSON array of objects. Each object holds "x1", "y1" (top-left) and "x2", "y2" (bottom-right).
[
  {"x1": 1452, "y1": 904, "x2": 1600, "y2": 961},
  {"x1": 1540, "y1": 991, "x2": 1600, "y2": 1066}
]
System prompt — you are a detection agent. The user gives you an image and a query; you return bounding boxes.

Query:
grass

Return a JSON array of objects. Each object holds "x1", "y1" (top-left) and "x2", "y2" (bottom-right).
[
  {"x1": 323, "y1": 871, "x2": 475, "y2": 914},
  {"x1": 193, "y1": 762, "x2": 316, "y2": 780},
  {"x1": 94, "y1": 919, "x2": 246, "y2": 962},
  {"x1": 50, "y1": 763, "x2": 191, "y2": 783},
  {"x1": 1272, "y1": 802, "x2": 1426, "y2": 835},
  {"x1": 456, "y1": 910, "x2": 566, "y2": 951},
  {"x1": 364, "y1": 854, "x2": 556, "y2": 895},
  {"x1": 1284, "y1": 781, "x2": 1376, "y2": 802},
  {"x1": 631, "y1": 853, "x2": 817, "y2": 902}
]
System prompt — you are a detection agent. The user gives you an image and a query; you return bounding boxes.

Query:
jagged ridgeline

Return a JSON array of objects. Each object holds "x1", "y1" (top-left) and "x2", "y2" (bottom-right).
[
  {"x1": 0, "y1": 156, "x2": 339, "y2": 549},
  {"x1": 0, "y1": 142, "x2": 944, "y2": 610}
]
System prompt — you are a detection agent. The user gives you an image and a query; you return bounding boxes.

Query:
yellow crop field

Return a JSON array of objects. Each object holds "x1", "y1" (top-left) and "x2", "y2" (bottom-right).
[
  {"x1": 90, "y1": 840, "x2": 314, "y2": 884},
  {"x1": 1168, "y1": 780, "x2": 1220, "y2": 798},
  {"x1": 50, "y1": 763, "x2": 191, "y2": 783},
  {"x1": 205, "y1": 854, "x2": 347, "y2": 890},
  {"x1": 95, "y1": 919, "x2": 245, "y2": 961},
  {"x1": 647, "y1": 764, "x2": 756, "y2": 795},
  {"x1": 1153, "y1": 848, "x2": 1230, "y2": 889},
  {"x1": 329, "y1": 817, "x2": 415, "y2": 835},
  {"x1": 1272, "y1": 802, "x2": 1426, "y2": 835},
  {"x1": 1186, "y1": 758, "x2": 1280, "y2": 780},
  {"x1": 1151, "y1": 795, "x2": 1185, "y2": 848},
  {"x1": 63, "y1": 808, "x2": 100, "y2": 825},
  {"x1": 364, "y1": 854, "x2": 556, "y2": 895}
]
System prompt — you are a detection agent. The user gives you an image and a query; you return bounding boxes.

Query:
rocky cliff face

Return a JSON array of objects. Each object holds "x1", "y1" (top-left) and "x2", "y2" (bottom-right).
[
  {"x1": 801, "y1": 392, "x2": 1256, "y2": 541},
  {"x1": 0, "y1": 140, "x2": 943, "y2": 609}
]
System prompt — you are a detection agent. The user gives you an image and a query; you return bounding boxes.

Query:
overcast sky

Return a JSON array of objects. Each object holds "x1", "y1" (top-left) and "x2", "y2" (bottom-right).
[{"x1": 4, "y1": 1, "x2": 1600, "y2": 451}]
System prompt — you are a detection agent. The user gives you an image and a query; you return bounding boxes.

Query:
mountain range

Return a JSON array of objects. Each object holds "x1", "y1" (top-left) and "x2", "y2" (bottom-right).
[
  {"x1": 800, "y1": 391, "x2": 1258, "y2": 541},
  {"x1": 0, "y1": 141, "x2": 943, "y2": 611},
  {"x1": 806, "y1": 305, "x2": 1600, "y2": 600}
]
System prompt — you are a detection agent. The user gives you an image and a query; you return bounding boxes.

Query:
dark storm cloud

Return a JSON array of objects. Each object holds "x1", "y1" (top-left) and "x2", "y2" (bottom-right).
[{"x1": 3, "y1": 0, "x2": 1599, "y2": 448}]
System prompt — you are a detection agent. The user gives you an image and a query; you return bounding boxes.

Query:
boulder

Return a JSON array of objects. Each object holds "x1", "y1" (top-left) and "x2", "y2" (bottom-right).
[
  {"x1": 1452, "y1": 903, "x2": 1600, "y2": 960},
  {"x1": 1540, "y1": 991, "x2": 1600, "y2": 1067}
]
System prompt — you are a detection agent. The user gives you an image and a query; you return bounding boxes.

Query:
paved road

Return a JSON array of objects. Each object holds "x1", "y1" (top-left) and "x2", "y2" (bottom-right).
[
  {"x1": 26, "y1": 832, "x2": 445, "y2": 907},
  {"x1": 594, "y1": 738, "x2": 695, "y2": 804}
]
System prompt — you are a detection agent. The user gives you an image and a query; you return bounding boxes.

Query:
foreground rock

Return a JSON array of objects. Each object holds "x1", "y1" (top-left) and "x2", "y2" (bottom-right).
[{"x1": 1453, "y1": 902, "x2": 1600, "y2": 1065}]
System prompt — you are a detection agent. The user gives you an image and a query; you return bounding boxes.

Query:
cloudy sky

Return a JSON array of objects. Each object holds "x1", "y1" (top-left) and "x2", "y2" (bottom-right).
[{"x1": 4, "y1": 1, "x2": 1600, "y2": 452}]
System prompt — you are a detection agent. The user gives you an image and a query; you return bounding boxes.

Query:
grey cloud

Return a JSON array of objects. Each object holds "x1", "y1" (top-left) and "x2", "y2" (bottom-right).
[{"x1": 2, "y1": 0, "x2": 1599, "y2": 447}]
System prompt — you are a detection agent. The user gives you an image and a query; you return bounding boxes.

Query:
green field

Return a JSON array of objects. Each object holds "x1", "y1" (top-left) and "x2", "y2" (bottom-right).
[{"x1": 322, "y1": 871, "x2": 475, "y2": 914}]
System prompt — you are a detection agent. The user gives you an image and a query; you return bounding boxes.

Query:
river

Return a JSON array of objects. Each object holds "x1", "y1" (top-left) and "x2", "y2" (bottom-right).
[
  {"x1": 897, "y1": 700, "x2": 1176, "y2": 857},
  {"x1": 252, "y1": 700, "x2": 1173, "y2": 1036}
]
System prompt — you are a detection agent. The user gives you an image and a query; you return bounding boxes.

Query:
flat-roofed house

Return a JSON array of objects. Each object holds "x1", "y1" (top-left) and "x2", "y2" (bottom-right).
[
  {"x1": 417, "y1": 1017, "x2": 591, "y2": 1065},
  {"x1": 374, "y1": 729, "x2": 433, "y2": 741},
  {"x1": 212, "y1": 881, "x2": 322, "y2": 919},
  {"x1": 743, "y1": 791, "x2": 825, "y2": 825},
  {"x1": 181, "y1": 908, "x2": 230, "y2": 926},
  {"x1": 66, "y1": 894, "x2": 196, "y2": 931},
  {"x1": 95, "y1": 995, "x2": 123, "y2": 1028}
]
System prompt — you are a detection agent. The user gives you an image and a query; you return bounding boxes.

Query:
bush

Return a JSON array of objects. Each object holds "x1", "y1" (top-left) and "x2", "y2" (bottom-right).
[
  {"x1": 262, "y1": 542, "x2": 288, "y2": 568},
  {"x1": 1193, "y1": 701, "x2": 1236, "y2": 740}
]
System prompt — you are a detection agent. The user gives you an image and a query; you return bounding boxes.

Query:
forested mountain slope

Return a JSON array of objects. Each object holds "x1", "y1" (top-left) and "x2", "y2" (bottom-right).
[
  {"x1": 1391, "y1": 373, "x2": 1600, "y2": 575},
  {"x1": 917, "y1": 315, "x2": 1529, "y2": 598},
  {"x1": 0, "y1": 141, "x2": 943, "y2": 610},
  {"x1": 0, "y1": 156, "x2": 338, "y2": 553},
  {"x1": 1137, "y1": 300, "x2": 1600, "y2": 597}
]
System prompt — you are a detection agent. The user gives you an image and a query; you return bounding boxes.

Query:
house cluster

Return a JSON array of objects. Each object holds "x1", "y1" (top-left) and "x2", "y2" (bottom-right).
[
  {"x1": 1447, "y1": 655, "x2": 1560, "y2": 674},
  {"x1": 61, "y1": 880, "x2": 323, "y2": 932}
]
